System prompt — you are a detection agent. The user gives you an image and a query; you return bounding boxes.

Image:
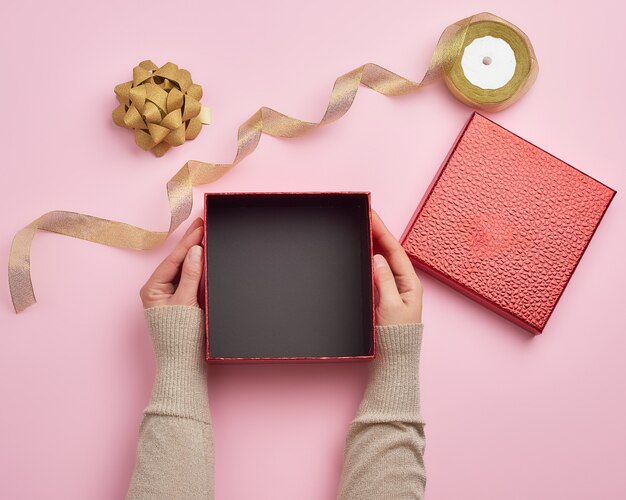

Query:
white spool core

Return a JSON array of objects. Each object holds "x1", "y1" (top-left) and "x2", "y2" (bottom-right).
[{"x1": 461, "y1": 35, "x2": 516, "y2": 90}]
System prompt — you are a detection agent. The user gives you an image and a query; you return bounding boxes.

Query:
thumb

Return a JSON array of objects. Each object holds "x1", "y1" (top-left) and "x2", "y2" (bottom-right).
[
  {"x1": 173, "y1": 245, "x2": 203, "y2": 306},
  {"x1": 373, "y1": 254, "x2": 400, "y2": 305}
]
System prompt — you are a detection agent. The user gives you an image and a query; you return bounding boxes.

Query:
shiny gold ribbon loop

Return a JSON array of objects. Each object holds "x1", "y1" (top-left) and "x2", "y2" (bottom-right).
[
  {"x1": 112, "y1": 60, "x2": 211, "y2": 157},
  {"x1": 9, "y1": 12, "x2": 537, "y2": 313}
]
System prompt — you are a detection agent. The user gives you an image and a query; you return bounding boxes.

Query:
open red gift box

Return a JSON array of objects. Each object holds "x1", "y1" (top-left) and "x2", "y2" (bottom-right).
[{"x1": 202, "y1": 192, "x2": 375, "y2": 362}]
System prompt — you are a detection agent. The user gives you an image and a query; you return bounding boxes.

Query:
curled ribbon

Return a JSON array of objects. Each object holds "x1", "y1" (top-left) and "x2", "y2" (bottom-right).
[
  {"x1": 112, "y1": 60, "x2": 211, "y2": 157},
  {"x1": 9, "y1": 12, "x2": 537, "y2": 313}
]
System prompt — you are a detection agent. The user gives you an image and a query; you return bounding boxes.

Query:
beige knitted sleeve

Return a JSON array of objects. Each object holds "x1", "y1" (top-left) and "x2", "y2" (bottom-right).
[
  {"x1": 126, "y1": 305, "x2": 214, "y2": 500},
  {"x1": 337, "y1": 323, "x2": 426, "y2": 500}
]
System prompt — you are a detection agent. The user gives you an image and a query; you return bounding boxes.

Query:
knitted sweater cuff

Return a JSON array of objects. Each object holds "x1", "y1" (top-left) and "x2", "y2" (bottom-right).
[
  {"x1": 355, "y1": 323, "x2": 424, "y2": 423},
  {"x1": 143, "y1": 305, "x2": 210, "y2": 423}
]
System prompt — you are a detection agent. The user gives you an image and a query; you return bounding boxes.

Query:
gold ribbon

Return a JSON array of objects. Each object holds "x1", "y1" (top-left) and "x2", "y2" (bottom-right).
[
  {"x1": 112, "y1": 60, "x2": 211, "y2": 157},
  {"x1": 9, "y1": 12, "x2": 537, "y2": 313}
]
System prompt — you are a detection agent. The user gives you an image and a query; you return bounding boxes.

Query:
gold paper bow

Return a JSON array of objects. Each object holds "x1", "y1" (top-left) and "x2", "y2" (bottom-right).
[
  {"x1": 112, "y1": 60, "x2": 211, "y2": 157},
  {"x1": 9, "y1": 12, "x2": 537, "y2": 313}
]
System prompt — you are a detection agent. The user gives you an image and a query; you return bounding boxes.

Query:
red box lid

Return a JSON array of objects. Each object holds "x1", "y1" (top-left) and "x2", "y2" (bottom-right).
[{"x1": 401, "y1": 113, "x2": 616, "y2": 334}]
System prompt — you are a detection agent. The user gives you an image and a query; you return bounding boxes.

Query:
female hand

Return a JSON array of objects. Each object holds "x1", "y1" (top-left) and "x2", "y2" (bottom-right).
[
  {"x1": 372, "y1": 211, "x2": 423, "y2": 326},
  {"x1": 139, "y1": 217, "x2": 205, "y2": 309}
]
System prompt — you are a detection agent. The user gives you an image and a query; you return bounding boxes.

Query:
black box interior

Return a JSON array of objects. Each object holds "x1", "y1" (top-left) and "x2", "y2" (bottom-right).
[{"x1": 205, "y1": 193, "x2": 373, "y2": 360}]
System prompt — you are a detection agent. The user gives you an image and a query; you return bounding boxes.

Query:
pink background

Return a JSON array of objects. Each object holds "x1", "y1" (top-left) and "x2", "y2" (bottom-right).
[{"x1": 1, "y1": 1, "x2": 624, "y2": 498}]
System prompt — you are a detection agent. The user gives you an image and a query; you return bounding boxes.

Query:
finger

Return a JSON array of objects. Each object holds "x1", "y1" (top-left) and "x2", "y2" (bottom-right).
[
  {"x1": 148, "y1": 222, "x2": 204, "y2": 285},
  {"x1": 173, "y1": 245, "x2": 204, "y2": 305},
  {"x1": 371, "y1": 211, "x2": 419, "y2": 294},
  {"x1": 373, "y1": 254, "x2": 401, "y2": 305},
  {"x1": 182, "y1": 217, "x2": 203, "y2": 238}
]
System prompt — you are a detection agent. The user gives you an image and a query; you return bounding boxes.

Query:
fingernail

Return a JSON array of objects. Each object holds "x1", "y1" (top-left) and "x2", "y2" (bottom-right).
[
  {"x1": 374, "y1": 254, "x2": 386, "y2": 267},
  {"x1": 189, "y1": 245, "x2": 202, "y2": 264}
]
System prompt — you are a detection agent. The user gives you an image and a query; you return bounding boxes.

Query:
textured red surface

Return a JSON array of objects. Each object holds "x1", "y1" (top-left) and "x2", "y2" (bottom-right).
[{"x1": 402, "y1": 113, "x2": 616, "y2": 334}]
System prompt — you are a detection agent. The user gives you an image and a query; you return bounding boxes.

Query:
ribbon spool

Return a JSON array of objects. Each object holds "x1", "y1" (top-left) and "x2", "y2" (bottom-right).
[
  {"x1": 9, "y1": 12, "x2": 538, "y2": 313},
  {"x1": 443, "y1": 16, "x2": 537, "y2": 111}
]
